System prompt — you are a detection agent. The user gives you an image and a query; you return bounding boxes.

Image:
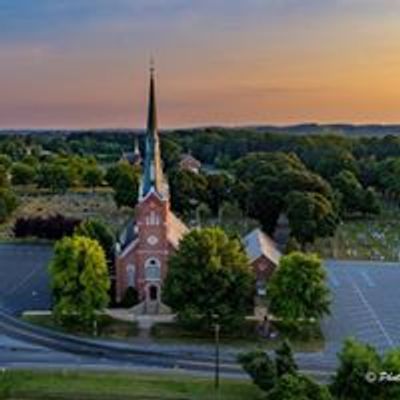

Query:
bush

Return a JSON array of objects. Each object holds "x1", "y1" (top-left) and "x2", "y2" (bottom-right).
[
  {"x1": 14, "y1": 214, "x2": 80, "y2": 240},
  {"x1": 120, "y1": 287, "x2": 139, "y2": 308}
]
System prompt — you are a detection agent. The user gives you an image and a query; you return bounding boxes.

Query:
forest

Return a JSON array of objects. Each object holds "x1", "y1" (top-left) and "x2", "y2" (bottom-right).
[{"x1": 1, "y1": 127, "x2": 400, "y2": 259}]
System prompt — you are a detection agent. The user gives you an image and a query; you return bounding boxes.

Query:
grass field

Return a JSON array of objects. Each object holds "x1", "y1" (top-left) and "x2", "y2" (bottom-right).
[
  {"x1": 22, "y1": 314, "x2": 138, "y2": 340},
  {"x1": 313, "y1": 205, "x2": 400, "y2": 262},
  {"x1": 151, "y1": 321, "x2": 324, "y2": 352},
  {"x1": 3, "y1": 187, "x2": 400, "y2": 262},
  {"x1": 0, "y1": 370, "x2": 262, "y2": 400},
  {"x1": 0, "y1": 187, "x2": 133, "y2": 241}
]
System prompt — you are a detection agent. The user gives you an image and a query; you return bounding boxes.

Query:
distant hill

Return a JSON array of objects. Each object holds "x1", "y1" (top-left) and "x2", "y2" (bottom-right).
[
  {"x1": 242, "y1": 124, "x2": 400, "y2": 137},
  {"x1": 2, "y1": 124, "x2": 400, "y2": 137}
]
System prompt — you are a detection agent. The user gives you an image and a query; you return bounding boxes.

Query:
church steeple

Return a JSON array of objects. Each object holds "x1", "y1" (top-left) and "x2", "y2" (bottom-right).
[
  {"x1": 140, "y1": 62, "x2": 167, "y2": 199},
  {"x1": 147, "y1": 61, "x2": 157, "y2": 133}
]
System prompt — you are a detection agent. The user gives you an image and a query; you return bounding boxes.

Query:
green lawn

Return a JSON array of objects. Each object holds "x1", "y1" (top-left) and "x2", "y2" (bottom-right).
[
  {"x1": 151, "y1": 321, "x2": 324, "y2": 352},
  {"x1": 0, "y1": 370, "x2": 263, "y2": 400},
  {"x1": 22, "y1": 314, "x2": 138, "y2": 340}
]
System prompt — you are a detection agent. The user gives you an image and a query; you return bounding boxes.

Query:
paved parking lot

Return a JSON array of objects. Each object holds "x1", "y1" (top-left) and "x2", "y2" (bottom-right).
[
  {"x1": 323, "y1": 260, "x2": 400, "y2": 355},
  {"x1": 0, "y1": 244, "x2": 53, "y2": 314},
  {"x1": 1, "y1": 244, "x2": 400, "y2": 358}
]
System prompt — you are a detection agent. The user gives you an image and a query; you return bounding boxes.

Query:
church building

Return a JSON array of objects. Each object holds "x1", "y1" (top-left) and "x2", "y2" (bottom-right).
[{"x1": 115, "y1": 67, "x2": 281, "y2": 314}]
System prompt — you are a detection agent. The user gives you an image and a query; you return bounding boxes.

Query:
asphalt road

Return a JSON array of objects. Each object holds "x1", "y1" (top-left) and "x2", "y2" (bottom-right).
[{"x1": 1, "y1": 244, "x2": 400, "y2": 380}]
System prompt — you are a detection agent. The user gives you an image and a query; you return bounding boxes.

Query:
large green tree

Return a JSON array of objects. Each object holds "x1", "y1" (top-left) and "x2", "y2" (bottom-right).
[
  {"x1": 332, "y1": 339, "x2": 400, "y2": 400},
  {"x1": 233, "y1": 152, "x2": 336, "y2": 234},
  {"x1": 163, "y1": 227, "x2": 254, "y2": 330},
  {"x1": 268, "y1": 252, "x2": 330, "y2": 324},
  {"x1": 82, "y1": 165, "x2": 104, "y2": 190},
  {"x1": 239, "y1": 350, "x2": 277, "y2": 393},
  {"x1": 75, "y1": 218, "x2": 115, "y2": 266},
  {"x1": 267, "y1": 374, "x2": 333, "y2": 400},
  {"x1": 276, "y1": 340, "x2": 298, "y2": 378},
  {"x1": 10, "y1": 162, "x2": 36, "y2": 185},
  {"x1": 332, "y1": 170, "x2": 380, "y2": 216},
  {"x1": 36, "y1": 163, "x2": 72, "y2": 193},
  {"x1": 382, "y1": 348, "x2": 400, "y2": 399},
  {"x1": 105, "y1": 162, "x2": 140, "y2": 209},
  {"x1": 49, "y1": 235, "x2": 110, "y2": 325},
  {"x1": 169, "y1": 169, "x2": 208, "y2": 216},
  {"x1": 286, "y1": 191, "x2": 338, "y2": 247},
  {"x1": 331, "y1": 338, "x2": 382, "y2": 400},
  {"x1": 206, "y1": 173, "x2": 234, "y2": 215}
]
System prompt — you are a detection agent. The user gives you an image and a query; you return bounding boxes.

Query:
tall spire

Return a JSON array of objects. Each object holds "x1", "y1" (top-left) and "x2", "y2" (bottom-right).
[
  {"x1": 147, "y1": 58, "x2": 157, "y2": 133},
  {"x1": 140, "y1": 61, "x2": 166, "y2": 199}
]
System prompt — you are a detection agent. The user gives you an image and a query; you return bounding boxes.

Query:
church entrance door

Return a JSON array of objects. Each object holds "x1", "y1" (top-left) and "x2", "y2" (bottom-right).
[{"x1": 149, "y1": 285, "x2": 158, "y2": 301}]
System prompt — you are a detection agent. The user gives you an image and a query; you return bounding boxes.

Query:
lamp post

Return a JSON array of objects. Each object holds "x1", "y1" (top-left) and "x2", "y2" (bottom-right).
[{"x1": 213, "y1": 314, "x2": 220, "y2": 391}]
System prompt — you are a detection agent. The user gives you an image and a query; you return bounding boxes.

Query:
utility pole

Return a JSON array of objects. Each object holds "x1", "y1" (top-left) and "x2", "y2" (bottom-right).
[{"x1": 214, "y1": 316, "x2": 220, "y2": 391}]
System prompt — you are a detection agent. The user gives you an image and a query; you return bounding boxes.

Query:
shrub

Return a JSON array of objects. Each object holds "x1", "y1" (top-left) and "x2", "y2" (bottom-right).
[
  {"x1": 120, "y1": 287, "x2": 139, "y2": 308},
  {"x1": 14, "y1": 214, "x2": 80, "y2": 240}
]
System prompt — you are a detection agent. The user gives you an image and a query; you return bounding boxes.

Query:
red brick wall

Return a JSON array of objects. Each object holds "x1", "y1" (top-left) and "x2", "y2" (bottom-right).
[
  {"x1": 251, "y1": 256, "x2": 277, "y2": 283},
  {"x1": 116, "y1": 192, "x2": 172, "y2": 303}
]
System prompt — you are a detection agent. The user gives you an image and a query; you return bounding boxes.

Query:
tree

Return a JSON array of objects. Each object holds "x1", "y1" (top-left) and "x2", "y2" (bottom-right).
[
  {"x1": 206, "y1": 173, "x2": 233, "y2": 215},
  {"x1": 286, "y1": 191, "x2": 338, "y2": 247},
  {"x1": 239, "y1": 341, "x2": 328, "y2": 399},
  {"x1": 82, "y1": 165, "x2": 104, "y2": 190},
  {"x1": 0, "y1": 166, "x2": 8, "y2": 187},
  {"x1": 0, "y1": 154, "x2": 12, "y2": 170},
  {"x1": 331, "y1": 338, "x2": 381, "y2": 400},
  {"x1": 36, "y1": 163, "x2": 72, "y2": 193},
  {"x1": 268, "y1": 252, "x2": 330, "y2": 324},
  {"x1": 0, "y1": 188, "x2": 18, "y2": 223},
  {"x1": 160, "y1": 138, "x2": 182, "y2": 170},
  {"x1": 49, "y1": 235, "x2": 110, "y2": 325},
  {"x1": 169, "y1": 169, "x2": 208, "y2": 216},
  {"x1": 10, "y1": 162, "x2": 36, "y2": 185},
  {"x1": 163, "y1": 227, "x2": 254, "y2": 330},
  {"x1": 358, "y1": 187, "x2": 381, "y2": 216},
  {"x1": 267, "y1": 374, "x2": 333, "y2": 400},
  {"x1": 238, "y1": 350, "x2": 277, "y2": 392},
  {"x1": 332, "y1": 170, "x2": 380, "y2": 216},
  {"x1": 75, "y1": 218, "x2": 115, "y2": 266},
  {"x1": 275, "y1": 340, "x2": 298, "y2": 377},
  {"x1": 233, "y1": 152, "x2": 334, "y2": 234},
  {"x1": 382, "y1": 349, "x2": 400, "y2": 399},
  {"x1": 105, "y1": 162, "x2": 139, "y2": 209},
  {"x1": 195, "y1": 202, "x2": 212, "y2": 227}
]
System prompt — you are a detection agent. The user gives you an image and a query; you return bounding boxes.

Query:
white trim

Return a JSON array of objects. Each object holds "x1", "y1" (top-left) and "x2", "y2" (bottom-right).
[
  {"x1": 145, "y1": 257, "x2": 161, "y2": 281},
  {"x1": 127, "y1": 264, "x2": 136, "y2": 287},
  {"x1": 119, "y1": 238, "x2": 139, "y2": 259}
]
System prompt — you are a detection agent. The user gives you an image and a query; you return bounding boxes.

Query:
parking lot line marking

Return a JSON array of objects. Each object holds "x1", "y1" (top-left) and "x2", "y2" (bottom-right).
[
  {"x1": 350, "y1": 278, "x2": 394, "y2": 348},
  {"x1": 360, "y1": 271, "x2": 375, "y2": 288},
  {"x1": 3, "y1": 265, "x2": 41, "y2": 297},
  {"x1": 328, "y1": 272, "x2": 340, "y2": 288}
]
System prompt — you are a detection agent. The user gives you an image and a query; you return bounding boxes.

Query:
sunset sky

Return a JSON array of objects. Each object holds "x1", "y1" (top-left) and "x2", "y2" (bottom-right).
[{"x1": 1, "y1": 0, "x2": 400, "y2": 128}]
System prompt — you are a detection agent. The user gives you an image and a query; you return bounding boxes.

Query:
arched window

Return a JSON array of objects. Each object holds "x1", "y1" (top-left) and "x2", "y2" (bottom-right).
[
  {"x1": 127, "y1": 264, "x2": 136, "y2": 287},
  {"x1": 145, "y1": 258, "x2": 161, "y2": 280},
  {"x1": 146, "y1": 211, "x2": 160, "y2": 226}
]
